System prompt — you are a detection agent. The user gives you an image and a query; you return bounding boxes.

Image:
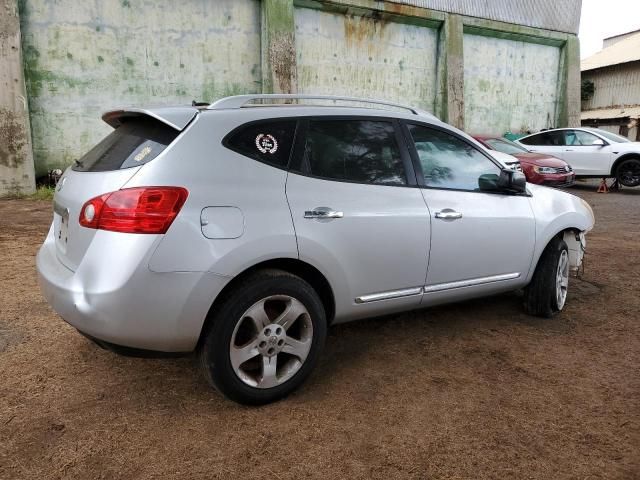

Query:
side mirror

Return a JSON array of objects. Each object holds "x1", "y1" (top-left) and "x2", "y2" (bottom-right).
[
  {"x1": 591, "y1": 138, "x2": 605, "y2": 147},
  {"x1": 478, "y1": 173, "x2": 500, "y2": 191},
  {"x1": 497, "y1": 169, "x2": 526, "y2": 193}
]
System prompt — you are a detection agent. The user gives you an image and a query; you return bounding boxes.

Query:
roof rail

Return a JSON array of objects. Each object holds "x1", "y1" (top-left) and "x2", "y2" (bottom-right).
[{"x1": 207, "y1": 94, "x2": 433, "y2": 117}]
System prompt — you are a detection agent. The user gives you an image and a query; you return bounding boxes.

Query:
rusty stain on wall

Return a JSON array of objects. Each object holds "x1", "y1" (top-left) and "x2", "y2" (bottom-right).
[
  {"x1": 0, "y1": 108, "x2": 28, "y2": 168},
  {"x1": 269, "y1": 32, "x2": 297, "y2": 94},
  {"x1": 343, "y1": 13, "x2": 387, "y2": 47}
]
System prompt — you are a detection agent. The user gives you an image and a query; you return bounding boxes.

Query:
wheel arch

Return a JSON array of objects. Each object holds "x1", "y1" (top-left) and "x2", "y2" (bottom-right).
[
  {"x1": 197, "y1": 258, "x2": 336, "y2": 347},
  {"x1": 528, "y1": 226, "x2": 584, "y2": 283},
  {"x1": 611, "y1": 153, "x2": 640, "y2": 177}
]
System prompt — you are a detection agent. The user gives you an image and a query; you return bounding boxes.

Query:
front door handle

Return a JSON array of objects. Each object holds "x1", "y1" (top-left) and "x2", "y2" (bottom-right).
[
  {"x1": 304, "y1": 207, "x2": 344, "y2": 219},
  {"x1": 435, "y1": 209, "x2": 462, "y2": 220}
]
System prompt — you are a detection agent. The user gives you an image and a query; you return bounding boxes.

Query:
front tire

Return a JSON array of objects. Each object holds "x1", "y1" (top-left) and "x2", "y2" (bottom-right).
[
  {"x1": 523, "y1": 236, "x2": 570, "y2": 318},
  {"x1": 616, "y1": 158, "x2": 640, "y2": 187},
  {"x1": 199, "y1": 269, "x2": 326, "y2": 405}
]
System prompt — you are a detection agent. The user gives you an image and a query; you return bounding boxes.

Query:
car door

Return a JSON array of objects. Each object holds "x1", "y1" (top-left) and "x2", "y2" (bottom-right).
[
  {"x1": 286, "y1": 117, "x2": 431, "y2": 322},
  {"x1": 561, "y1": 129, "x2": 614, "y2": 176},
  {"x1": 403, "y1": 123, "x2": 536, "y2": 305}
]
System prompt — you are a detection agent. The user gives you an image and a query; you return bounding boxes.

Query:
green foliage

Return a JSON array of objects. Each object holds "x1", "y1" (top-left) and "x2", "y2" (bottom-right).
[
  {"x1": 581, "y1": 79, "x2": 595, "y2": 101},
  {"x1": 31, "y1": 186, "x2": 56, "y2": 200}
]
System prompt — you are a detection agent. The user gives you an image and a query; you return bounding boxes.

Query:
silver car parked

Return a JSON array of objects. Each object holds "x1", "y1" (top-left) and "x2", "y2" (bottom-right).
[{"x1": 37, "y1": 95, "x2": 595, "y2": 404}]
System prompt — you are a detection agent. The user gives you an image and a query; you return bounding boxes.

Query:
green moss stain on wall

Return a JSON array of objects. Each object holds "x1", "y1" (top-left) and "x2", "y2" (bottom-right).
[{"x1": 19, "y1": 0, "x2": 262, "y2": 176}]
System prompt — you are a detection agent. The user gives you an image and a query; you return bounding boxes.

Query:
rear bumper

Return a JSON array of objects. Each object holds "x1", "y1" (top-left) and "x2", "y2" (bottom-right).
[{"x1": 36, "y1": 225, "x2": 231, "y2": 352}]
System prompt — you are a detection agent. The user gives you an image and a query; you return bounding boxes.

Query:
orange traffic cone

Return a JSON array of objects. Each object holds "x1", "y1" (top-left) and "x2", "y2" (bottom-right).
[{"x1": 597, "y1": 178, "x2": 609, "y2": 193}]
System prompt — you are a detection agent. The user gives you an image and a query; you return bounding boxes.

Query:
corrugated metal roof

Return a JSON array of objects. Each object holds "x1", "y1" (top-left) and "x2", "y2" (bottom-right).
[
  {"x1": 581, "y1": 106, "x2": 640, "y2": 120},
  {"x1": 581, "y1": 31, "x2": 640, "y2": 71},
  {"x1": 388, "y1": 0, "x2": 581, "y2": 34}
]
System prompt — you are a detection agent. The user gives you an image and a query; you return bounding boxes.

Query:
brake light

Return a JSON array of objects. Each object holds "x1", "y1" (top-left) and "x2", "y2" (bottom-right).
[{"x1": 79, "y1": 187, "x2": 188, "y2": 234}]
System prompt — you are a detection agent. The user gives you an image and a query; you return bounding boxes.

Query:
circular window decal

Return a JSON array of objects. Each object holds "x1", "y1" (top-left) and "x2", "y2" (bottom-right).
[{"x1": 255, "y1": 134, "x2": 278, "y2": 154}]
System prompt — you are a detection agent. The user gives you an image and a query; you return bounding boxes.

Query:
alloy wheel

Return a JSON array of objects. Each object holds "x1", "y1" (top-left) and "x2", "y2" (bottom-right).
[
  {"x1": 619, "y1": 160, "x2": 640, "y2": 187},
  {"x1": 229, "y1": 295, "x2": 313, "y2": 389},
  {"x1": 555, "y1": 250, "x2": 569, "y2": 310}
]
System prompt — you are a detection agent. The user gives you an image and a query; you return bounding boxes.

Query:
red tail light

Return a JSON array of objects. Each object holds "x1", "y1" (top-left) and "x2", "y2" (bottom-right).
[{"x1": 79, "y1": 187, "x2": 188, "y2": 234}]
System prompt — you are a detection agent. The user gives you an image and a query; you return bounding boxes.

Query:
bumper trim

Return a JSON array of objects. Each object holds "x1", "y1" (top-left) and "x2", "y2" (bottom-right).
[{"x1": 78, "y1": 330, "x2": 189, "y2": 358}]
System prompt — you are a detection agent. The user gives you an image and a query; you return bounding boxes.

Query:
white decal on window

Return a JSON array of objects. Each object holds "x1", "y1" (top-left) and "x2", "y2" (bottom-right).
[
  {"x1": 134, "y1": 145, "x2": 152, "y2": 162},
  {"x1": 255, "y1": 134, "x2": 278, "y2": 154}
]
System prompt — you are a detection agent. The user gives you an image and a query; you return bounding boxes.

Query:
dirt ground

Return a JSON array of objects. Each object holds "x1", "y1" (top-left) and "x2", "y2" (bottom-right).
[{"x1": 0, "y1": 185, "x2": 638, "y2": 479}]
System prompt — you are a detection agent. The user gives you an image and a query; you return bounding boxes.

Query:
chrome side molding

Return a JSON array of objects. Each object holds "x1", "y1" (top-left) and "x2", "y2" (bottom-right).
[
  {"x1": 355, "y1": 287, "x2": 423, "y2": 304},
  {"x1": 423, "y1": 273, "x2": 521, "y2": 293},
  {"x1": 355, "y1": 273, "x2": 521, "y2": 303}
]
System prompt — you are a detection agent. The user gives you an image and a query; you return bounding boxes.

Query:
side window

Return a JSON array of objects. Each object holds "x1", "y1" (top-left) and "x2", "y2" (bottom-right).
[
  {"x1": 303, "y1": 120, "x2": 407, "y2": 186},
  {"x1": 224, "y1": 120, "x2": 296, "y2": 168},
  {"x1": 564, "y1": 130, "x2": 579, "y2": 146},
  {"x1": 569, "y1": 130, "x2": 600, "y2": 146},
  {"x1": 407, "y1": 124, "x2": 500, "y2": 191},
  {"x1": 520, "y1": 131, "x2": 564, "y2": 146},
  {"x1": 519, "y1": 133, "x2": 544, "y2": 146}
]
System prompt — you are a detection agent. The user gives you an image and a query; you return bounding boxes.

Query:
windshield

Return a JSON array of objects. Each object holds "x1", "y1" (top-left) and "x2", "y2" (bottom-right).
[
  {"x1": 586, "y1": 128, "x2": 631, "y2": 144},
  {"x1": 484, "y1": 138, "x2": 529, "y2": 155}
]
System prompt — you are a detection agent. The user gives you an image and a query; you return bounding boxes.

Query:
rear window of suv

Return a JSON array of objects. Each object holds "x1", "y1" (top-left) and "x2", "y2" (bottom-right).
[{"x1": 72, "y1": 117, "x2": 179, "y2": 172}]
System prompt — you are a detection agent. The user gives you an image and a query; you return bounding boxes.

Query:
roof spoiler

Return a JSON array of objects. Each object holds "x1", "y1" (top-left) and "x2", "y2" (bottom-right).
[{"x1": 102, "y1": 106, "x2": 198, "y2": 131}]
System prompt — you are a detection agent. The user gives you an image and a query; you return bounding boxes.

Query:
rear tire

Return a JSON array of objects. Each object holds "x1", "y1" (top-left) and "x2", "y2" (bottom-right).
[
  {"x1": 523, "y1": 236, "x2": 570, "y2": 318},
  {"x1": 199, "y1": 269, "x2": 326, "y2": 405},
  {"x1": 616, "y1": 158, "x2": 640, "y2": 187}
]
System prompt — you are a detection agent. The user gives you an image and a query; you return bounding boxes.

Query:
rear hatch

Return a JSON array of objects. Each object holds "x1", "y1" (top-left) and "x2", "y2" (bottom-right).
[{"x1": 52, "y1": 107, "x2": 197, "y2": 271}]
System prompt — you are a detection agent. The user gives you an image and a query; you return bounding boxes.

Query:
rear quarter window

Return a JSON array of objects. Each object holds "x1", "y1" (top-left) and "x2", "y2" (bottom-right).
[
  {"x1": 223, "y1": 120, "x2": 297, "y2": 168},
  {"x1": 72, "y1": 117, "x2": 179, "y2": 172}
]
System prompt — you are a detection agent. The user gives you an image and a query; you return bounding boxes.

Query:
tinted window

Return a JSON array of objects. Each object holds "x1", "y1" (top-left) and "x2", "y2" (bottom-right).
[
  {"x1": 485, "y1": 138, "x2": 528, "y2": 155},
  {"x1": 520, "y1": 131, "x2": 565, "y2": 146},
  {"x1": 72, "y1": 117, "x2": 178, "y2": 172},
  {"x1": 302, "y1": 120, "x2": 407, "y2": 186},
  {"x1": 225, "y1": 120, "x2": 296, "y2": 168},
  {"x1": 565, "y1": 129, "x2": 600, "y2": 146},
  {"x1": 408, "y1": 125, "x2": 499, "y2": 191}
]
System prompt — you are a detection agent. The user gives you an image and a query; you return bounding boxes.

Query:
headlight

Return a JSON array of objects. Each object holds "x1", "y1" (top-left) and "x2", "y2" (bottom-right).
[{"x1": 533, "y1": 166, "x2": 556, "y2": 174}]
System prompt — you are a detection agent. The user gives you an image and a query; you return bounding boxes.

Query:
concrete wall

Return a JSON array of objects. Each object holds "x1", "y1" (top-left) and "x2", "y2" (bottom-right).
[
  {"x1": 0, "y1": 0, "x2": 35, "y2": 196},
  {"x1": 19, "y1": 0, "x2": 262, "y2": 177},
  {"x1": 463, "y1": 34, "x2": 560, "y2": 134},
  {"x1": 0, "y1": 0, "x2": 581, "y2": 189},
  {"x1": 295, "y1": 7, "x2": 438, "y2": 111}
]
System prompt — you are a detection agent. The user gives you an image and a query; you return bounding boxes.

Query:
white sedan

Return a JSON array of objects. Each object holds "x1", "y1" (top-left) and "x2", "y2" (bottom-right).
[{"x1": 516, "y1": 127, "x2": 640, "y2": 187}]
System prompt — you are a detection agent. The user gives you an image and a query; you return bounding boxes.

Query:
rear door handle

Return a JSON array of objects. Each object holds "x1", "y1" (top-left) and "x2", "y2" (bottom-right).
[
  {"x1": 435, "y1": 209, "x2": 462, "y2": 220},
  {"x1": 304, "y1": 207, "x2": 344, "y2": 219}
]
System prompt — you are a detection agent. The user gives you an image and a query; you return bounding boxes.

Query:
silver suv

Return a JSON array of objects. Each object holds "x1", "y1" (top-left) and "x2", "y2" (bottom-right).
[{"x1": 37, "y1": 94, "x2": 595, "y2": 404}]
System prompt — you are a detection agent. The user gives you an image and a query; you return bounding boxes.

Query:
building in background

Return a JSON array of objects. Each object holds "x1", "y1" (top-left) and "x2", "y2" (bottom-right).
[
  {"x1": 1, "y1": 0, "x2": 582, "y2": 195},
  {"x1": 581, "y1": 29, "x2": 640, "y2": 140}
]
